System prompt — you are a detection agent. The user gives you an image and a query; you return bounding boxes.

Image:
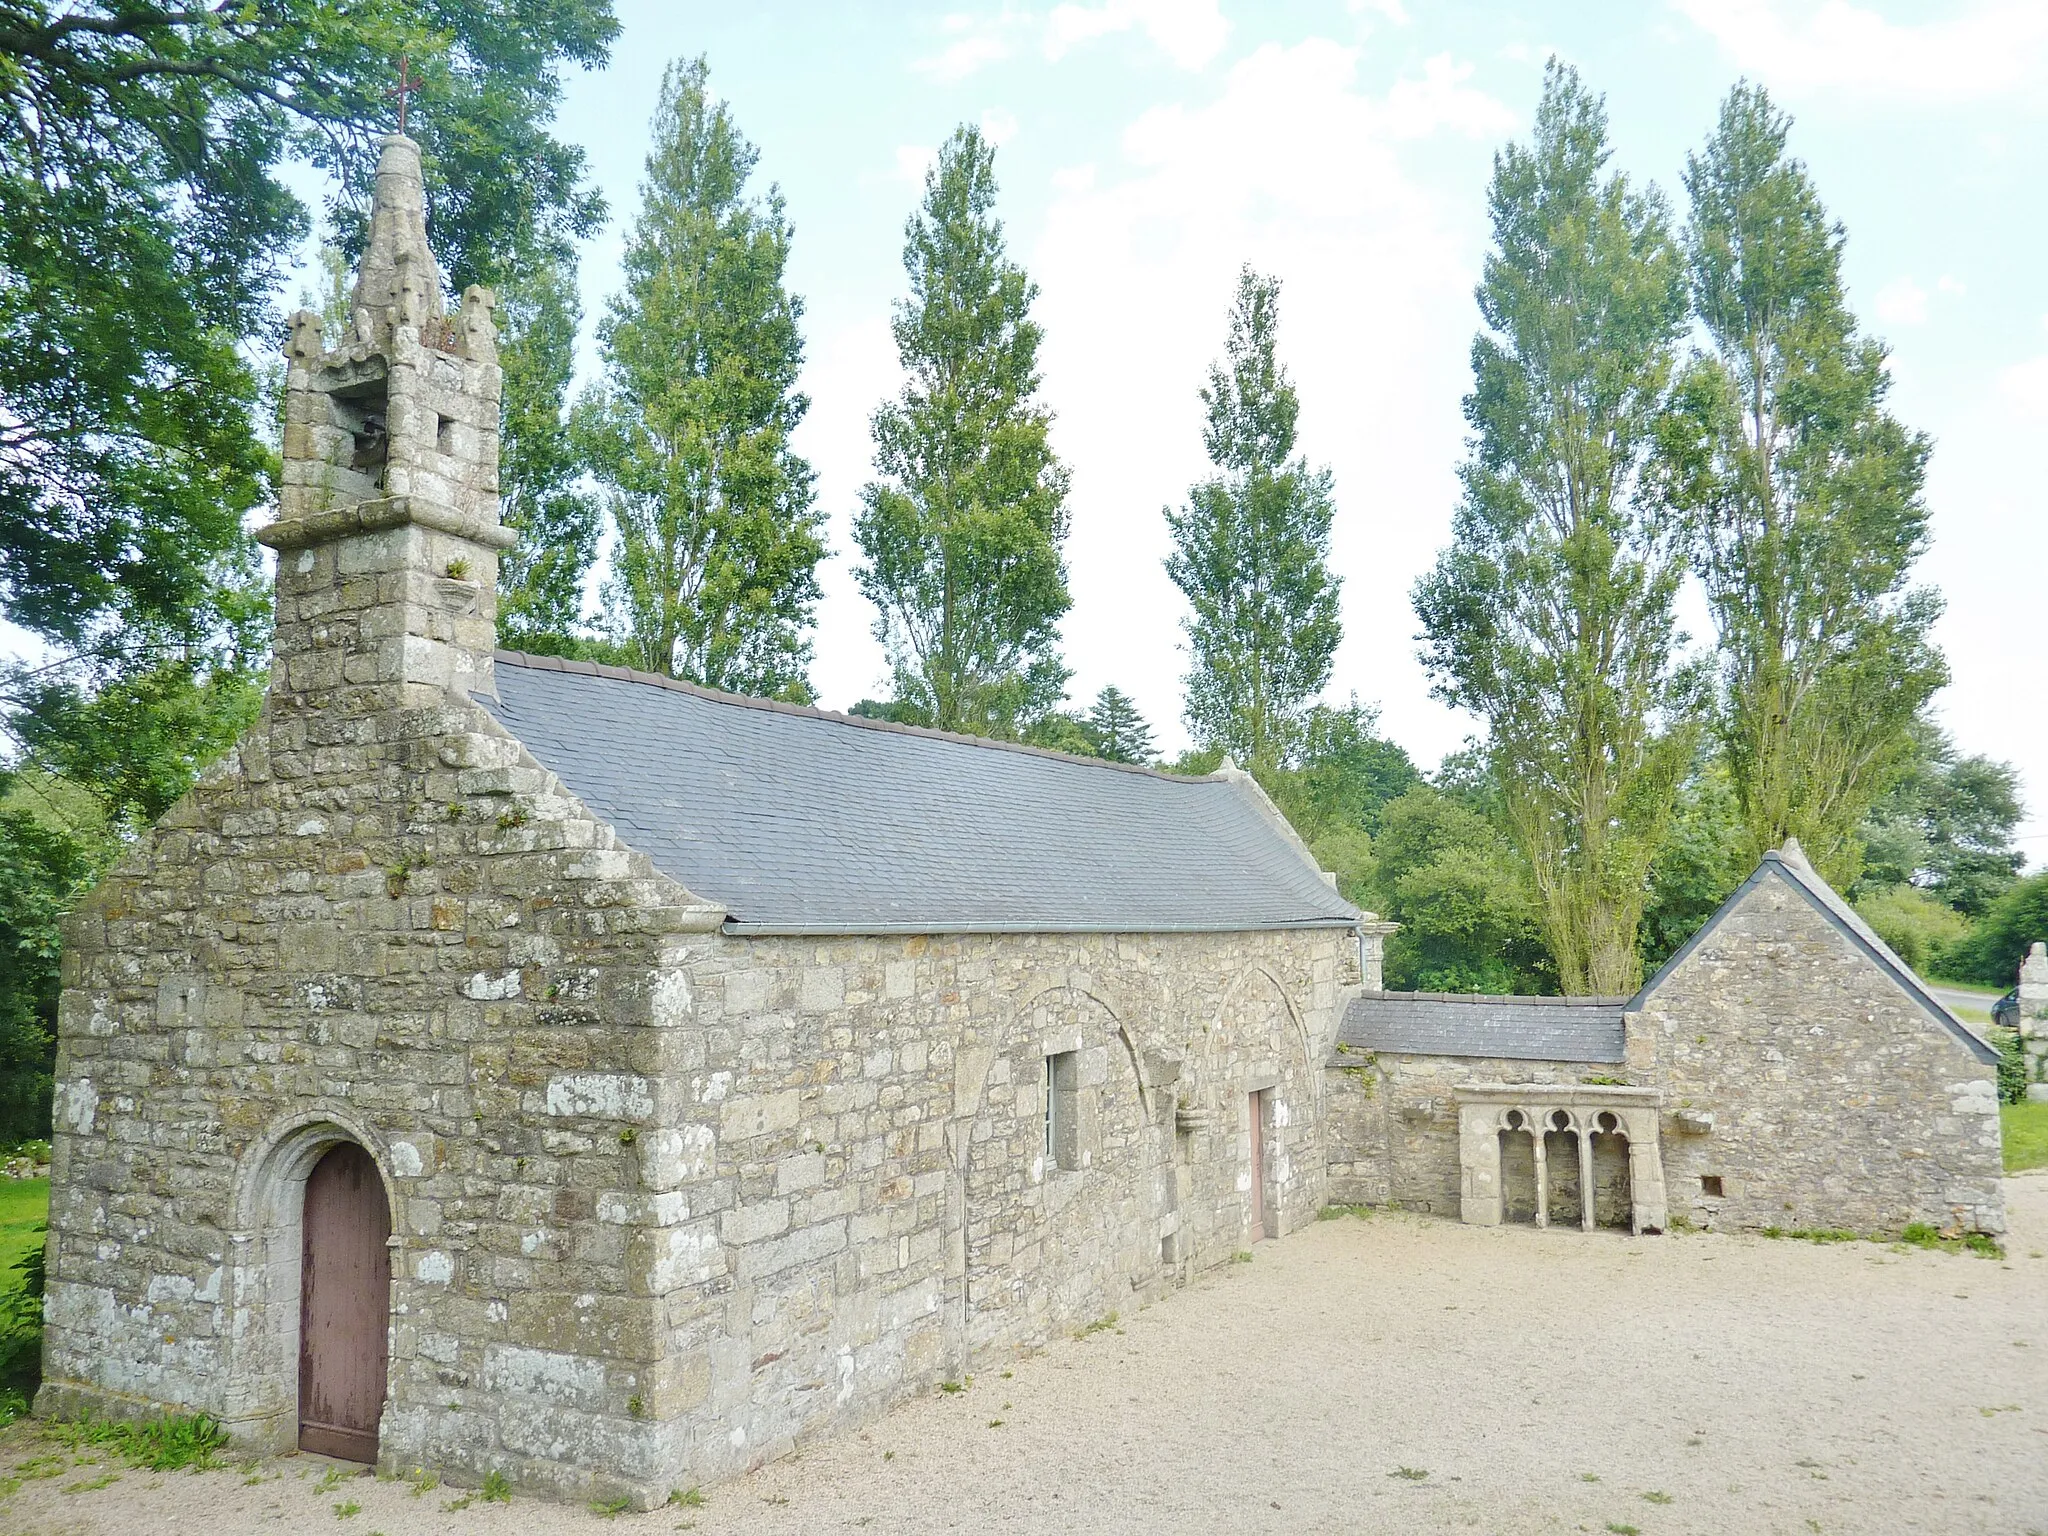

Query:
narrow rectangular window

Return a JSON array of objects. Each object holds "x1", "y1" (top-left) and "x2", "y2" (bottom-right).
[
  {"x1": 1700, "y1": 1175, "x2": 1724, "y2": 1199},
  {"x1": 1044, "y1": 1051, "x2": 1079, "y2": 1171}
]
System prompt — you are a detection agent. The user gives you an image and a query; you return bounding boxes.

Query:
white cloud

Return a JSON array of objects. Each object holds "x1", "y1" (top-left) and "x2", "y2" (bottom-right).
[
  {"x1": 1937, "y1": 275, "x2": 1967, "y2": 297},
  {"x1": 1046, "y1": 0, "x2": 1230, "y2": 70},
  {"x1": 913, "y1": 9, "x2": 1030, "y2": 82},
  {"x1": 1999, "y1": 355, "x2": 2048, "y2": 422},
  {"x1": 1674, "y1": 0, "x2": 2048, "y2": 101},
  {"x1": 1875, "y1": 277, "x2": 1928, "y2": 327},
  {"x1": 1349, "y1": 0, "x2": 1411, "y2": 23},
  {"x1": 893, "y1": 143, "x2": 937, "y2": 186},
  {"x1": 981, "y1": 108, "x2": 1020, "y2": 146},
  {"x1": 1024, "y1": 39, "x2": 1511, "y2": 760}
]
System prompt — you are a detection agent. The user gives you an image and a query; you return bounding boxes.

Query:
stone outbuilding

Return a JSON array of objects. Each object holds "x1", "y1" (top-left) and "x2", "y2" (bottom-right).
[
  {"x1": 35, "y1": 136, "x2": 1362, "y2": 1508},
  {"x1": 1326, "y1": 839, "x2": 2006, "y2": 1239}
]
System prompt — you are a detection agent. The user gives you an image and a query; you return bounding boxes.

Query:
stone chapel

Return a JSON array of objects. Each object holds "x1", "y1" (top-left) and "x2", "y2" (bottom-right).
[{"x1": 34, "y1": 135, "x2": 2007, "y2": 1510}]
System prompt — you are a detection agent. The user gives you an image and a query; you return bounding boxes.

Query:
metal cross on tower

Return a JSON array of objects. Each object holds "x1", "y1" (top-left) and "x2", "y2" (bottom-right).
[{"x1": 388, "y1": 55, "x2": 422, "y2": 135}]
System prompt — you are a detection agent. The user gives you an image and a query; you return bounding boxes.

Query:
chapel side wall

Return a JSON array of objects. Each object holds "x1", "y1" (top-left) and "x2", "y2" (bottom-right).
[
  {"x1": 41, "y1": 697, "x2": 709, "y2": 1509},
  {"x1": 1635, "y1": 878, "x2": 2004, "y2": 1235},
  {"x1": 1323, "y1": 1052, "x2": 1626, "y2": 1215},
  {"x1": 655, "y1": 926, "x2": 1350, "y2": 1485}
]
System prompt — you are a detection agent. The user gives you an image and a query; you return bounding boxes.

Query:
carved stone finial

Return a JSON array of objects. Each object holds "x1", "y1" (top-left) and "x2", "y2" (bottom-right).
[
  {"x1": 286, "y1": 310, "x2": 326, "y2": 361},
  {"x1": 350, "y1": 134, "x2": 443, "y2": 340},
  {"x1": 457, "y1": 284, "x2": 498, "y2": 362}
]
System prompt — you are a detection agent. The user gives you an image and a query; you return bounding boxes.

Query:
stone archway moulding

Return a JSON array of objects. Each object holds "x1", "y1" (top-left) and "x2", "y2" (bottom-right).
[
  {"x1": 1454, "y1": 1083, "x2": 1667, "y2": 1236},
  {"x1": 220, "y1": 1105, "x2": 402, "y2": 1456}
]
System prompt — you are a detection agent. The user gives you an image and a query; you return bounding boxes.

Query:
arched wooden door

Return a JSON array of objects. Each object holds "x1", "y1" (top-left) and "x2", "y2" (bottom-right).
[{"x1": 299, "y1": 1143, "x2": 391, "y2": 1461}]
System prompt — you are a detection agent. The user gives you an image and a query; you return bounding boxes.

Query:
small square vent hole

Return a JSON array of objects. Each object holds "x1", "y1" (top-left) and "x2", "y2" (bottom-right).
[{"x1": 1700, "y1": 1175, "x2": 1724, "y2": 1199}]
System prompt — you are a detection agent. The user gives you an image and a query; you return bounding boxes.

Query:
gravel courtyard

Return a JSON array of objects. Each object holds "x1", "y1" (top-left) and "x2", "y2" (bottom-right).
[{"x1": 8, "y1": 1177, "x2": 2047, "y2": 1536}]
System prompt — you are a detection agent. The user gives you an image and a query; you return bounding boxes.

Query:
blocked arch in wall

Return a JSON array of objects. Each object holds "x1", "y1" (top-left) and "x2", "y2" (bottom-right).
[
  {"x1": 1216, "y1": 964, "x2": 1318, "y2": 1104},
  {"x1": 227, "y1": 1110, "x2": 399, "y2": 1458}
]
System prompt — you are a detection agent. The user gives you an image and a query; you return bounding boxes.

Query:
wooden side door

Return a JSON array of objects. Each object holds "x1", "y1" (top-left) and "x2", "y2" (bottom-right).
[
  {"x1": 299, "y1": 1143, "x2": 391, "y2": 1461},
  {"x1": 1248, "y1": 1091, "x2": 1268, "y2": 1241}
]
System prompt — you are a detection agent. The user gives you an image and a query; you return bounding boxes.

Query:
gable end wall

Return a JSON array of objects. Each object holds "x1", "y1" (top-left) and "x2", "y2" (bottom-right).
[{"x1": 1631, "y1": 872, "x2": 2002, "y2": 1235}]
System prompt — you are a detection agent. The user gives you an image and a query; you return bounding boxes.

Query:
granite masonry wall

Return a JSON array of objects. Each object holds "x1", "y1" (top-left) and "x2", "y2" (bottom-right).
[
  {"x1": 1324, "y1": 1052, "x2": 1631, "y2": 1217},
  {"x1": 1324, "y1": 868, "x2": 2004, "y2": 1238},
  {"x1": 1627, "y1": 873, "x2": 2003, "y2": 1237},
  {"x1": 41, "y1": 685, "x2": 1350, "y2": 1507}
]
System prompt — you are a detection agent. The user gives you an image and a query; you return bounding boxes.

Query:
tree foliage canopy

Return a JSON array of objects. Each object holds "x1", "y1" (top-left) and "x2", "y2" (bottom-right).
[
  {"x1": 1165, "y1": 267, "x2": 1341, "y2": 772},
  {"x1": 1663, "y1": 82, "x2": 1944, "y2": 886},
  {"x1": 853, "y1": 125, "x2": 1072, "y2": 737},
  {"x1": 1413, "y1": 60, "x2": 1698, "y2": 994},
  {"x1": 577, "y1": 57, "x2": 822, "y2": 697}
]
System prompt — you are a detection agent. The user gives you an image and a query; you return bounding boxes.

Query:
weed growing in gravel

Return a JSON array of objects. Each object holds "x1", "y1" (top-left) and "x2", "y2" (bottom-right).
[
  {"x1": 47, "y1": 1414, "x2": 228, "y2": 1471},
  {"x1": 939, "y1": 1380, "x2": 964, "y2": 1394},
  {"x1": 333, "y1": 1499, "x2": 361, "y2": 1518},
  {"x1": 60, "y1": 1471, "x2": 119, "y2": 1493},
  {"x1": 1579, "y1": 1473, "x2": 1601, "y2": 1482},
  {"x1": 1642, "y1": 1490, "x2": 1673, "y2": 1503},
  {"x1": 482, "y1": 1469, "x2": 512, "y2": 1503},
  {"x1": 1388, "y1": 1467, "x2": 1428, "y2": 1480},
  {"x1": 1759, "y1": 1227, "x2": 1858, "y2": 1244},
  {"x1": 1605, "y1": 1524, "x2": 1639, "y2": 1535},
  {"x1": 316, "y1": 1466, "x2": 351, "y2": 1494},
  {"x1": 405, "y1": 1467, "x2": 439, "y2": 1496},
  {"x1": 590, "y1": 1495, "x2": 632, "y2": 1516},
  {"x1": 1074, "y1": 1312, "x2": 1119, "y2": 1338},
  {"x1": 1230, "y1": 1251, "x2": 1253, "y2": 1263},
  {"x1": 1898, "y1": 1223, "x2": 2004, "y2": 1258},
  {"x1": 1317, "y1": 1204, "x2": 1373, "y2": 1221},
  {"x1": 668, "y1": 1485, "x2": 706, "y2": 1507}
]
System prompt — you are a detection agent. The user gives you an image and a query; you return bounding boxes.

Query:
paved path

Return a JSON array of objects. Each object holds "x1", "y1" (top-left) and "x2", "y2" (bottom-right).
[{"x1": 10, "y1": 1180, "x2": 2048, "y2": 1535}]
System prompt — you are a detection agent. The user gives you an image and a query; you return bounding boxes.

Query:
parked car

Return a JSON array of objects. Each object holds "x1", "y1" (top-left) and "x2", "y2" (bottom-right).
[{"x1": 1993, "y1": 988, "x2": 2020, "y2": 1031}]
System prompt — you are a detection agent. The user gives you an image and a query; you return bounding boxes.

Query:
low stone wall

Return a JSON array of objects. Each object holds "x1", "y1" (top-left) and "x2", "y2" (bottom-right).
[{"x1": 1323, "y1": 1052, "x2": 1630, "y2": 1216}]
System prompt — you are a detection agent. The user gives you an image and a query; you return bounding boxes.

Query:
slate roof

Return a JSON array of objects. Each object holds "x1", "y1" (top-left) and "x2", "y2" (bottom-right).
[
  {"x1": 1336, "y1": 993, "x2": 1629, "y2": 1064},
  {"x1": 1632, "y1": 841, "x2": 1998, "y2": 1064},
  {"x1": 479, "y1": 652, "x2": 1360, "y2": 936}
]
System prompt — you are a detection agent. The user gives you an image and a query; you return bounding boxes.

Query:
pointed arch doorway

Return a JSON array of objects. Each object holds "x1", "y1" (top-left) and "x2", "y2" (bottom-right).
[{"x1": 298, "y1": 1142, "x2": 391, "y2": 1461}]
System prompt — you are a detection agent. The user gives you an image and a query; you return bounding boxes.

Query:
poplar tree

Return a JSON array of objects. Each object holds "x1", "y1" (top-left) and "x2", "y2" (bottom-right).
[
  {"x1": 853, "y1": 126, "x2": 1072, "y2": 736},
  {"x1": 578, "y1": 57, "x2": 823, "y2": 697},
  {"x1": 1665, "y1": 83, "x2": 1944, "y2": 885},
  {"x1": 1165, "y1": 268, "x2": 1341, "y2": 773},
  {"x1": 497, "y1": 247, "x2": 599, "y2": 653},
  {"x1": 1413, "y1": 61, "x2": 1698, "y2": 996}
]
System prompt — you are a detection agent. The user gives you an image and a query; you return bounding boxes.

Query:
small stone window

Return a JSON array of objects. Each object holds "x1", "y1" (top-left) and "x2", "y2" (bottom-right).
[
  {"x1": 437, "y1": 413, "x2": 457, "y2": 454},
  {"x1": 1700, "y1": 1175, "x2": 1724, "y2": 1199},
  {"x1": 1044, "y1": 1051, "x2": 1080, "y2": 1171}
]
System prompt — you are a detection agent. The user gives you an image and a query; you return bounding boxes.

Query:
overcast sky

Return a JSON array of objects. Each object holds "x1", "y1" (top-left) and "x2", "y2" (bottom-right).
[{"x1": 539, "y1": 0, "x2": 2048, "y2": 866}]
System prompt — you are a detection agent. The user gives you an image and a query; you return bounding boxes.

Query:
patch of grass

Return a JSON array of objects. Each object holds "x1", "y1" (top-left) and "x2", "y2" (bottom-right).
[
  {"x1": 1641, "y1": 1490, "x2": 1673, "y2": 1504},
  {"x1": 1759, "y1": 1227, "x2": 1859, "y2": 1244},
  {"x1": 1606, "y1": 1525, "x2": 1640, "y2": 1535},
  {"x1": 1899, "y1": 1223, "x2": 2005, "y2": 1258},
  {"x1": 333, "y1": 1499, "x2": 361, "y2": 1518},
  {"x1": 1579, "y1": 1472, "x2": 1600, "y2": 1482},
  {"x1": 405, "y1": 1467, "x2": 439, "y2": 1496},
  {"x1": 2003, "y1": 1101, "x2": 2048, "y2": 1174},
  {"x1": 668, "y1": 1485, "x2": 706, "y2": 1507},
  {"x1": 590, "y1": 1495, "x2": 633, "y2": 1517},
  {"x1": 1316, "y1": 1204, "x2": 1373, "y2": 1221},
  {"x1": 938, "y1": 1380, "x2": 964, "y2": 1394},
  {"x1": 1230, "y1": 1250, "x2": 1253, "y2": 1264},
  {"x1": 1074, "y1": 1312, "x2": 1119, "y2": 1338},
  {"x1": 481, "y1": 1469, "x2": 512, "y2": 1503},
  {"x1": 1388, "y1": 1466, "x2": 1428, "y2": 1480},
  {"x1": 60, "y1": 1470, "x2": 120, "y2": 1493},
  {"x1": 48, "y1": 1414, "x2": 229, "y2": 1471}
]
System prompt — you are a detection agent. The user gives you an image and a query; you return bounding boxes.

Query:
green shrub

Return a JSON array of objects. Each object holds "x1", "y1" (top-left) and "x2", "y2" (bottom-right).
[
  {"x1": 1939, "y1": 871, "x2": 2048, "y2": 986},
  {"x1": 1996, "y1": 1031, "x2": 2029, "y2": 1105},
  {"x1": 1852, "y1": 884, "x2": 1970, "y2": 976}
]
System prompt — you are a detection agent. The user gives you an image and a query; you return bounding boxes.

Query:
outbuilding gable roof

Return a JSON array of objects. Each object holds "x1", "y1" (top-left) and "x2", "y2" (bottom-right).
[
  {"x1": 479, "y1": 652, "x2": 1359, "y2": 937},
  {"x1": 1336, "y1": 993, "x2": 1628, "y2": 1064},
  {"x1": 1629, "y1": 841, "x2": 1998, "y2": 1065}
]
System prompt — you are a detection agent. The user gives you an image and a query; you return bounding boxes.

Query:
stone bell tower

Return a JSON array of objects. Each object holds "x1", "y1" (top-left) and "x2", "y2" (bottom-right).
[{"x1": 258, "y1": 133, "x2": 510, "y2": 715}]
